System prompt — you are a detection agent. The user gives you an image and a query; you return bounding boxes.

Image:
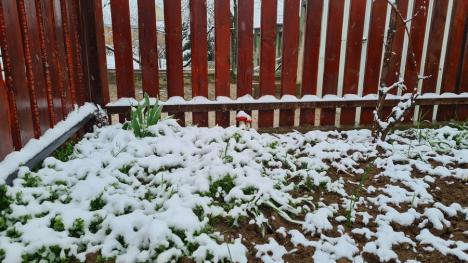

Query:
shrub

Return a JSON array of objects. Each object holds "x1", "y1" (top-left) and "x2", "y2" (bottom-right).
[{"x1": 123, "y1": 93, "x2": 164, "y2": 137}]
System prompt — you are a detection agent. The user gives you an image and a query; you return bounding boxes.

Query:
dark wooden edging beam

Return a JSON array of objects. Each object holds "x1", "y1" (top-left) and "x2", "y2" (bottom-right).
[
  {"x1": 4, "y1": 113, "x2": 95, "y2": 185},
  {"x1": 106, "y1": 96, "x2": 468, "y2": 114}
]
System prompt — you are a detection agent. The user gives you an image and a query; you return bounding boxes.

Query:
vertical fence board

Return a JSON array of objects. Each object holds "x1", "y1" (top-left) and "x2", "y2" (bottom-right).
[
  {"x1": 441, "y1": 0, "x2": 468, "y2": 121},
  {"x1": 420, "y1": 0, "x2": 448, "y2": 121},
  {"x1": 215, "y1": 0, "x2": 231, "y2": 127},
  {"x1": 20, "y1": 0, "x2": 50, "y2": 136},
  {"x1": 321, "y1": 0, "x2": 345, "y2": 126},
  {"x1": 53, "y1": 0, "x2": 73, "y2": 115},
  {"x1": 258, "y1": 0, "x2": 277, "y2": 128},
  {"x1": 0, "y1": 62, "x2": 13, "y2": 159},
  {"x1": 60, "y1": 0, "x2": 77, "y2": 106},
  {"x1": 138, "y1": 0, "x2": 159, "y2": 97},
  {"x1": 68, "y1": 0, "x2": 86, "y2": 105},
  {"x1": 110, "y1": 0, "x2": 135, "y2": 99},
  {"x1": 300, "y1": 0, "x2": 323, "y2": 126},
  {"x1": 455, "y1": 21, "x2": 468, "y2": 120},
  {"x1": 41, "y1": 0, "x2": 65, "y2": 121},
  {"x1": 77, "y1": 0, "x2": 109, "y2": 106},
  {"x1": 190, "y1": 0, "x2": 209, "y2": 127},
  {"x1": 163, "y1": 0, "x2": 185, "y2": 124},
  {"x1": 361, "y1": 0, "x2": 387, "y2": 124},
  {"x1": 237, "y1": 0, "x2": 254, "y2": 97},
  {"x1": 342, "y1": 0, "x2": 366, "y2": 125},
  {"x1": 279, "y1": 0, "x2": 300, "y2": 127},
  {"x1": 404, "y1": 0, "x2": 429, "y2": 122},
  {"x1": 35, "y1": 0, "x2": 56, "y2": 125},
  {"x1": 0, "y1": 0, "x2": 34, "y2": 147}
]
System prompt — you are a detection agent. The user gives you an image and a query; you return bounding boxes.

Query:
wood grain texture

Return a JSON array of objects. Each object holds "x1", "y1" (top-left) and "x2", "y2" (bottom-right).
[
  {"x1": 214, "y1": 0, "x2": 231, "y2": 127},
  {"x1": 0, "y1": 61, "x2": 13, "y2": 159}
]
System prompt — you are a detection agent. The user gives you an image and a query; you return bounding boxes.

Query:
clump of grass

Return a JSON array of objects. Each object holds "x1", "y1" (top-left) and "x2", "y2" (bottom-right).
[
  {"x1": 21, "y1": 245, "x2": 69, "y2": 263},
  {"x1": 89, "y1": 216, "x2": 104, "y2": 234},
  {"x1": 0, "y1": 185, "x2": 11, "y2": 211},
  {"x1": 209, "y1": 175, "x2": 235, "y2": 197},
  {"x1": 123, "y1": 93, "x2": 164, "y2": 138},
  {"x1": 346, "y1": 163, "x2": 374, "y2": 227},
  {"x1": 22, "y1": 173, "x2": 41, "y2": 187},
  {"x1": 6, "y1": 227, "x2": 21, "y2": 238}
]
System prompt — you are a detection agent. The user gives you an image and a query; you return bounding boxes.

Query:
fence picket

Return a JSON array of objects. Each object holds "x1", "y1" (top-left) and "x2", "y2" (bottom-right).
[
  {"x1": 361, "y1": 0, "x2": 387, "y2": 125},
  {"x1": 0, "y1": 0, "x2": 34, "y2": 147},
  {"x1": 190, "y1": 0, "x2": 209, "y2": 127},
  {"x1": 279, "y1": 0, "x2": 300, "y2": 127},
  {"x1": 138, "y1": 0, "x2": 159, "y2": 98},
  {"x1": 300, "y1": 0, "x2": 323, "y2": 126},
  {"x1": 0, "y1": 61, "x2": 13, "y2": 159},
  {"x1": 237, "y1": 0, "x2": 254, "y2": 98},
  {"x1": 258, "y1": 0, "x2": 277, "y2": 128},
  {"x1": 215, "y1": 0, "x2": 231, "y2": 127}
]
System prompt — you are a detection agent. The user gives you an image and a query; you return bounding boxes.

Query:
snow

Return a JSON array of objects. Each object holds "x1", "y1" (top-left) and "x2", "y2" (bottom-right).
[
  {"x1": 0, "y1": 121, "x2": 467, "y2": 262},
  {"x1": 0, "y1": 103, "x2": 97, "y2": 183}
]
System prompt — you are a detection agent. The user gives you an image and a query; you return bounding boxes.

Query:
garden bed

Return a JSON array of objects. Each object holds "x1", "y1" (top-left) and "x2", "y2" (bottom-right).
[{"x1": 0, "y1": 120, "x2": 467, "y2": 262}]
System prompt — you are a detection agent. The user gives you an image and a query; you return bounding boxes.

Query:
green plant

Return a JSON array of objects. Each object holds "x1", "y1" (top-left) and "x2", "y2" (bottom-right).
[
  {"x1": 90, "y1": 193, "x2": 106, "y2": 211},
  {"x1": 6, "y1": 227, "x2": 21, "y2": 238},
  {"x1": 209, "y1": 175, "x2": 235, "y2": 197},
  {"x1": 123, "y1": 93, "x2": 163, "y2": 137},
  {"x1": 0, "y1": 185, "x2": 11, "y2": 211},
  {"x1": 22, "y1": 173, "x2": 42, "y2": 187},
  {"x1": 346, "y1": 163, "x2": 374, "y2": 227},
  {"x1": 69, "y1": 218, "x2": 85, "y2": 237},
  {"x1": 50, "y1": 216, "x2": 65, "y2": 232},
  {"x1": 89, "y1": 216, "x2": 104, "y2": 234},
  {"x1": 21, "y1": 246, "x2": 69, "y2": 263},
  {"x1": 0, "y1": 248, "x2": 5, "y2": 261},
  {"x1": 53, "y1": 142, "x2": 75, "y2": 162}
]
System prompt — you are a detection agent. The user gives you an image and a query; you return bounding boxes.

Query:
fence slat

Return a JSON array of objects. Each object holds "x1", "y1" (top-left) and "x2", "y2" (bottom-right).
[
  {"x1": 40, "y1": 0, "x2": 65, "y2": 121},
  {"x1": 20, "y1": 0, "x2": 51, "y2": 137},
  {"x1": 77, "y1": 0, "x2": 109, "y2": 106},
  {"x1": 163, "y1": 0, "x2": 185, "y2": 124},
  {"x1": 420, "y1": 0, "x2": 449, "y2": 121},
  {"x1": 214, "y1": 0, "x2": 231, "y2": 127},
  {"x1": 138, "y1": 0, "x2": 159, "y2": 98},
  {"x1": 361, "y1": 0, "x2": 387, "y2": 124},
  {"x1": 0, "y1": 62, "x2": 13, "y2": 159},
  {"x1": 110, "y1": 0, "x2": 135, "y2": 100},
  {"x1": 35, "y1": 0, "x2": 56, "y2": 125},
  {"x1": 439, "y1": 0, "x2": 468, "y2": 121},
  {"x1": 59, "y1": 0, "x2": 77, "y2": 107},
  {"x1": 0, "y1": 0, "x2": 34, "y2": 147},
  {"x1": 321, "y1": 0, "x2": 345, "y2": 126},
  {"x1": 53, "y1": 0, "x2": 73, "y2": 115},
  {"x1": 341, "y1": 0, "x2": 366, "y2": 126},
  {"x1": 237, "y1": 0, "x2": 254, "y2": 97},
  {"x1": 190, "y1": 0, "x2": 209, "y2": 127},
  {"x1": 258, "y1": 0, "x2": 277, "y2": 128},
  {"x1": 456, "y1": 18, "x2": 468, "y2": 120},
  {"x1": 68, "y1": 0, "x2": 86, "y2": 105},
  {"x1": 279, "y1": 0, "x2": 300, "y2": 127},
  {"x1": 300, "y1": 0, "x2": 323, "y2": 126}
]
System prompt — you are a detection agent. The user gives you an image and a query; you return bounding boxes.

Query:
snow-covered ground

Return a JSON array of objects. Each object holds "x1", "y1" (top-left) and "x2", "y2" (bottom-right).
[{"x1": 0, "y1": 120, "x2": 467, "y2": 262}]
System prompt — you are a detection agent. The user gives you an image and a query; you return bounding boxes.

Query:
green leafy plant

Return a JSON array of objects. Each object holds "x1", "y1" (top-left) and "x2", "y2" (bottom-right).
[
  {"x1": 21, "y1": 245, "x2": 69, "y2": 263},
  {"x1": 50, "y1": 215, "x2": 65, "y2": 232},
  {"x1": 89, "y1": 216, "x2": 104, "y2": 234},
  {"x1": 0, "y1": 185, "x2": 11, "y2": 211},
  {"x1": 90, "y1": 193, "x2": 106, "y2": 211},
  {"x1": 53, "y1": 142, "x2": 75, "y2": 162},
  {"x1": 22, "y1": 173, "x2": 42, "y2": 187},
  {"x1": 69, "y1": 218, "x2": 85, "y2": 237},
  {"x1": 123, "y1": 93, "x2": 164, "y2": 137},
  {"x1": 6, "y1": 227, "x2": 21, "y2": 238}
]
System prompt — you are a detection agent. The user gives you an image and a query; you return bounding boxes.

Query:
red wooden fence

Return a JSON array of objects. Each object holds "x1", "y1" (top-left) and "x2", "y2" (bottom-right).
[{"x1": 1, "y1": 0, "x2": 468, "y2": 161}]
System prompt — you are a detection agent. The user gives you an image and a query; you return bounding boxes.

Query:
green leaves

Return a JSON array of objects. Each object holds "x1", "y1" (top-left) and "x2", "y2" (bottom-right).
[{"x1": 127, "y1": 93, "x2": 165, "y2": 138}]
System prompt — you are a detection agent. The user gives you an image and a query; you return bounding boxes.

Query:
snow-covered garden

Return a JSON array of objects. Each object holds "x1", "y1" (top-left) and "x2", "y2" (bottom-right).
[{"x1": 0, "y1": 105, "x2": 466, "y2": 262}]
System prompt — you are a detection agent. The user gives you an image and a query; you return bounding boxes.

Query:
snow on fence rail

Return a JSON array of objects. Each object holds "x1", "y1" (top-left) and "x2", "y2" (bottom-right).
[{"x1": 1, "y1": 0, "x2": 467, "y2": 161}]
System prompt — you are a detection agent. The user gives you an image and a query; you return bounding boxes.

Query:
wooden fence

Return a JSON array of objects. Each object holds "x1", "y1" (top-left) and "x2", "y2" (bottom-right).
[{"x1": 1, "y1": 0, "x2": 468, "y2": 161}]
